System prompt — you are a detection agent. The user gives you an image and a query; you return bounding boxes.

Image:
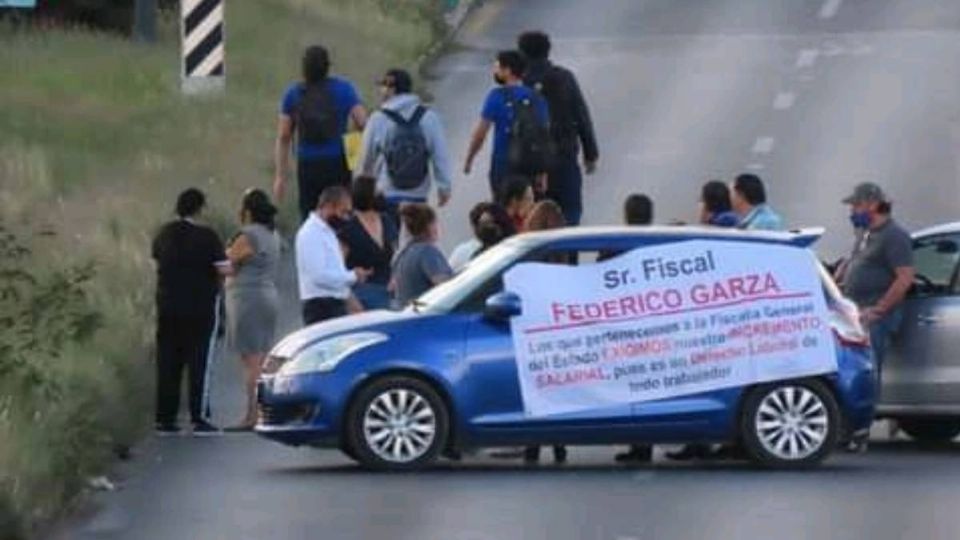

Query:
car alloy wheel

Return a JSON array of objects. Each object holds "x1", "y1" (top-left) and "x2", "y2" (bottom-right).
[
  {"x1": 755, "y1": 386, "x2": 829, "y2": 461},
  {"x1": 741, "y1": 379, "x2": 839, "y2": 468},
  {"x1": 363, "y1": 389, "x2": 437, "y2": 463},
  {"x1": 347, "y1": 375, "x2": 449, "y2": 470}
]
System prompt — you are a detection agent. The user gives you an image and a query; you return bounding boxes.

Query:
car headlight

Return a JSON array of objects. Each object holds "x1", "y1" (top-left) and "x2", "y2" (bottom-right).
[{"x1": 278, "y1": 332, "x2": 388, "y2": 377}]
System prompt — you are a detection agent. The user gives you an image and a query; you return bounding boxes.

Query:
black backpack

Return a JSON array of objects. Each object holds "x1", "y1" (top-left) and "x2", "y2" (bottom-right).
[
  {"x1": 381, "y1": 106, "x2": 431, "y2": 190},
  {"x1": 526, "y1": 65, "x2": 577, "y2": 150},
  {"x1": 504, "y1": 88, "x2": 554, "y2": 175},
  {"x1": 296, "y1": 82, "x2": 339, "y2": 145}
]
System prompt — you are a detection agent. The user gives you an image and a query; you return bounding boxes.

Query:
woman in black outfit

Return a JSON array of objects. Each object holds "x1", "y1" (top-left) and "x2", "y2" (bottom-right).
[{"x1": 338, "y1": 176, "x2": 398, "y2": 310}]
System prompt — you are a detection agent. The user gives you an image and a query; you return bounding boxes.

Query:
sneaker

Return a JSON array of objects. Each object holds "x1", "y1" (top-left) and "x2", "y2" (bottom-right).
[
  {"x1": 191, "y1": 420, "x2": 222, "y2": 437},
  {"x1": 155, "y1": 423, "x2": 182, "y2": 437}
]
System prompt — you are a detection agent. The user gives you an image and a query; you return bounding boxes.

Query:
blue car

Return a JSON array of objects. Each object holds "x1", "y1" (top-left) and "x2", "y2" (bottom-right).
[{"x1": 256, "y1": 227, "x2": 876, "y2": 469}]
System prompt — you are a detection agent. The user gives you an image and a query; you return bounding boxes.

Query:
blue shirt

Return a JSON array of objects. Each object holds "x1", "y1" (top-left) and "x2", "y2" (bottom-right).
[
  {"x1": 280, "y1": 77, "x2": 361, "y2": 161},
  {"x1": 480, "y1": 85, "x2": 550, "y2": 174},
  {"x1": 739, "y1": 204, "x2": 785, "y2": 231},
  {"x1": 708, "y1": 211, "x2": 741, "y2": 228}
]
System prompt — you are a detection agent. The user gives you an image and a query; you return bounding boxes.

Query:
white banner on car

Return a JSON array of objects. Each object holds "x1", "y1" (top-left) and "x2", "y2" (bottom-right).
[{"x1": 503, "y1": 240, "x2": 837, "y2": 418}]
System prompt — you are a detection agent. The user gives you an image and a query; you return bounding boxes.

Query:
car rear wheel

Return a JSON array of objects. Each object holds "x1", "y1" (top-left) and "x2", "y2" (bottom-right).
[
  {"x1": 740, "y1": 380, "x2": 840, "y2": 468},
  {"x1": 898, "y1": 418, "x2": 960, "y2": 444},
  {"x1": 346, "y1": 375, "x2": 449, "y2": 470}
]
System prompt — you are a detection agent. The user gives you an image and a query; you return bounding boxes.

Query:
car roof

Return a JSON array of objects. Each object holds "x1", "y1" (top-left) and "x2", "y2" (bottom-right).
[
  {"x1": 913, "y1": 222, "x2": 960, "y2": 239},
  {"x1": 507, "y1": 225, "x2": 825, "y2": 249}
]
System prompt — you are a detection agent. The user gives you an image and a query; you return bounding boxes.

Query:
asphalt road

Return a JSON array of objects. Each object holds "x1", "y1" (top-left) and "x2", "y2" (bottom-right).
[{"x1": 53, "y1": 1, "x2": 960, "y2": 539}]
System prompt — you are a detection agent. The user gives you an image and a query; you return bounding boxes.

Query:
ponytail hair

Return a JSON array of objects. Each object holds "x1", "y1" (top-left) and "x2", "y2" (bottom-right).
[{"x1": 242, "y1": 188, "x2": 278, "y2": 230}]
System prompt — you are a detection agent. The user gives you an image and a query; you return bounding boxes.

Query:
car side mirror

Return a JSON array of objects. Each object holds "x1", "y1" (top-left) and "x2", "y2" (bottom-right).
[{"x1": 484, "y1": 291, "x2": 522, "y2": 321}]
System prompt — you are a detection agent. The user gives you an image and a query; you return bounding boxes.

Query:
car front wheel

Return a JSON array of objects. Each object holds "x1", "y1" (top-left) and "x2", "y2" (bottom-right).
[
  {"x1": 346, "y1": 375, "x2": 449, "y2": 470},
  {"x1": 898, "y1": 418, "x2": 960, "y2": 444},
  {"x1": 740, "y1": 380, "x2": 840, "y2": 468}
]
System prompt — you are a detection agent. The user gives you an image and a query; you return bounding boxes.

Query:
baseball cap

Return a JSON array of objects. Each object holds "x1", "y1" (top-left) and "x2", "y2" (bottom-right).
[{"x1": 842, "y1": 182, "x2": 887, "y2": 204}]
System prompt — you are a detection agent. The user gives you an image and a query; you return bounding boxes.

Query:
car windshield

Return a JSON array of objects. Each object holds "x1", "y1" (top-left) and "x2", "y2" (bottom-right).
[{"x1": 414, "y1": 238, "x2": 528, "y2": 314}]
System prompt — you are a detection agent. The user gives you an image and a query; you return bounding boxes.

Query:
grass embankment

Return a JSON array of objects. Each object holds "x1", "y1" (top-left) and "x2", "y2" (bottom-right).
[{"x1": 0, "y1": 0, "x2": 445, "y2": 536}]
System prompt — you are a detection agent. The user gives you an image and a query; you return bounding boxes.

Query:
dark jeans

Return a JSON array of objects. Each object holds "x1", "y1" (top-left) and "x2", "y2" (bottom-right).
[
  {"x1": 297, "y1": 156, "x2": 351, "y2": 221},
  {"x1": 155, "y1": 301, "x2": 219, "y2": 425},
  {"x1": 302, "y1": 297, "x2": 347, "y2": 326},
  {"x1": 868, "y1": 307, "x2": 903, "y2": 391},
  {"x1": 545, "y1": 154, "x2": 584, "y2": 226},
  {"x1": 353, "y1": 283, "x2": 391, "y2": 311}
]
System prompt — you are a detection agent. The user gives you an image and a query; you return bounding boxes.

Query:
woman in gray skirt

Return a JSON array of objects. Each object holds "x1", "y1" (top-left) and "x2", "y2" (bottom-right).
[{"x1": 225, "y1": 189, "x2": 280, "y2": 431}]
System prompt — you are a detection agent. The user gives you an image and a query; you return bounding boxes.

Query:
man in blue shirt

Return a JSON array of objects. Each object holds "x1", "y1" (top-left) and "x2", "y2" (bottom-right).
[
  {"x1": 463, "y1": 50, "x2": 550, "y2": 200},
  {"x1": 274, "y1": 45, "x2": 368, "y2": 220},
  {"x1": 731, "y1": 173, "x2": 785, "y2": 231}
]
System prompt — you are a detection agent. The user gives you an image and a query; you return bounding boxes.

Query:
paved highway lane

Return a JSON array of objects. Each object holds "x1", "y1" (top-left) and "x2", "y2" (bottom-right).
[{"x1": 54, "y1": 1, "x2": 960, "y2": 539}]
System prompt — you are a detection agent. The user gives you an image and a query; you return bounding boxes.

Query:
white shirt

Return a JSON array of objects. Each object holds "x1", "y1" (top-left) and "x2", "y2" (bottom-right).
[
  {"x1": 448, "y1": 238, "x2": 482, "y2": 273},
  {"x1": 295, "y1": 213, "x2": 356, "y2": 301}
]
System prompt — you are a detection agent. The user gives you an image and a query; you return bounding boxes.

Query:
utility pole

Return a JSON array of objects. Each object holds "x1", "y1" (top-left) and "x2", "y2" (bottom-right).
[{"x1": 133, "y1": 0, "x2": 157, "y2": 43}]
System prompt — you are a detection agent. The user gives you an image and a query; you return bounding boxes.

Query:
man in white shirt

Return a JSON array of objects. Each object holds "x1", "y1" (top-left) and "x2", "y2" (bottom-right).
[{"x1": 296, "y1": 186, "x2": 372, "y2": 325}]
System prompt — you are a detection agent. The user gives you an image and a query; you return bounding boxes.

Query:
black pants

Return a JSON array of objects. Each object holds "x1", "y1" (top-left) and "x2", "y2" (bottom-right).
[
  {"x1": 545, "y1": 154, "x2": 584, "y2": 226},
  {"x1": 302, "y1": 297, "x2": 347, "y2": 326},
  {"x1": 297, "y1": 156, "x2": 352, "y2": 221},
  {"x1": 155, "y1": 302, "x2": 219, "y2": 425}
]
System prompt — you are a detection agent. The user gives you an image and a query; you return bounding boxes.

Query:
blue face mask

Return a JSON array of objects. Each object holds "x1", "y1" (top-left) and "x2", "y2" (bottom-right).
[{"x1": 849, "y1": 211, "x2": 871, "y2": 229}]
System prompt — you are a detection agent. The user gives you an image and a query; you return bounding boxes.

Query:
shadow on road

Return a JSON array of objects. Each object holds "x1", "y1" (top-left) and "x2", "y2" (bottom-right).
[
  {"x1": 867, "y1": 440, "x2": 960, "y2": 455},
  {"x1": 261, "y1": 459, "x2": 868, "y2": 478}
]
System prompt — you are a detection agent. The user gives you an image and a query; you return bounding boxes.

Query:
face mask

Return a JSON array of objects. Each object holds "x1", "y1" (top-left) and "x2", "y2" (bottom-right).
[
  {"x1": 493, "y1": 73, "x2": 507, "y2": 85},
  {"x1": 849, "y1": 211, "x2": 871, "y2": 229},
  {"x1": 476, "y1": 223, "x2": 503, "y2": 245}
]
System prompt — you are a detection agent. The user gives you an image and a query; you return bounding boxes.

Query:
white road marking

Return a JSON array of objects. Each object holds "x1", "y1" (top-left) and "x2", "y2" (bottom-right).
[
  {"x1": 751, "y1": 137, "x2": 776, "y2": 155},
  {"x1": 795, "y1": 49, "x2": 820, "y2": 68},
  {"x1": 773, "y1": 92, "x2": 796, "y2": 110},
  {"x1": 746, "y1": 163, "x2": 767, "y2": 171},
  {"x1": 819, "y1": 0, "x2": 843, "y2": 20}
]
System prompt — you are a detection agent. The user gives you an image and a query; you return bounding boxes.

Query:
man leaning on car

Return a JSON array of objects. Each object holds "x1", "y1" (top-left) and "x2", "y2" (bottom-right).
[{"x1": 836, "y1": 182, "x2": 915, "y2": 368}]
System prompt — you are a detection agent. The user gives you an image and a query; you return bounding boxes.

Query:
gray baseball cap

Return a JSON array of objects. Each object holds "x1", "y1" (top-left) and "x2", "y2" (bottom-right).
[{"x1": 842, "y1": 182, "x2": 887, "y2": 204}]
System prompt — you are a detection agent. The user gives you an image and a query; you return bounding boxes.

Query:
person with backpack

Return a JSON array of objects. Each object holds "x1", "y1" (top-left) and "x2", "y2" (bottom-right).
[
  {"x1": 358, "y1": 68, "x2": 453, "y2": 228},
  {"x1": 274, "y1": 45, "x2": 368, "y2": 221},
  {"x1": 518, "y1": 31, "x2": 599, "y2": 226},
  {"x1": 464, "y1": 50, "x2": 551, "y2": 200}
]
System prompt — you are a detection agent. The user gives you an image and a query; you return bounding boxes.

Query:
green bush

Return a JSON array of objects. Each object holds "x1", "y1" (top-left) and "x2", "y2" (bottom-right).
[{"x1": 0, "y1": 0, "x2": 448, "y2": 535}]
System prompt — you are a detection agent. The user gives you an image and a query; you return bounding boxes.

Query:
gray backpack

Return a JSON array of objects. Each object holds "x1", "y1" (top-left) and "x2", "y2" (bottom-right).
[{"x1": 381, "y1": 106, "x2": 430, "y2": 190}]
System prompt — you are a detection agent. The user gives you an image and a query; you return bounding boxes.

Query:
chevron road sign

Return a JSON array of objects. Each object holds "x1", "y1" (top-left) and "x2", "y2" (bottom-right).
[{"x1": 181, "y1": 0, "x2": 225, "y2": 94}]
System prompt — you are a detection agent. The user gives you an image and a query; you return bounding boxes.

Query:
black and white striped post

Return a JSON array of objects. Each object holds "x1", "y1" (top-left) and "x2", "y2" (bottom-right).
[{"x1": 180, "y1": 0, "x2": 225, "y2": 94}]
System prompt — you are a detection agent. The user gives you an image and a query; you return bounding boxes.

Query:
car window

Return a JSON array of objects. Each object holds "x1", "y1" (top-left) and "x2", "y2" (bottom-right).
[
  {"x1": 452, "y1": 248, "x2": 602, "y2": 313},
  {"x1": 912, "y1": 235, "x2": 960, "y2": 296}
]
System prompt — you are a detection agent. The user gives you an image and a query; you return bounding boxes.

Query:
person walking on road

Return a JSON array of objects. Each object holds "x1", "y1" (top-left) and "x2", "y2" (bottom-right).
[
  {"x1": 152, "y1": 188, "x2": 229, "y2": 436},
  {"x1": 612, "y1": 193, "x2": 656, "y2": 464},
  {"x1": 731, "y1": 174, "x2": 785, "y2": 231},
  {"x1": 296, "y1": 186, "x2": 372, "y2": 325},
  {"x1": 518, "y1": 31, "x2": 599, "y2": 226},
  {"x1": 391, "y1": 204, "x2": 453, "y2": 309},
  {"x1": 339, "y1": 176, "x2": 398, "y2": 310},
  {"x1": 521, "y1": 199, "x2": 569, "y2": 464},
  {"x1": 358, "y1": 68, "x2": 453, "y2": 228},
  {"x1": 464, "y1": 50, "x2": 551, "y2": 199},
  {"x1": 835, "y1": 182, "x2": 914, "y2": 367},
  {"x1": 223, "y1": 189, "x2": 281, "y2": 431},
  {"x1": 275, "y1": 45, "x2": 368, "y2": 220}
]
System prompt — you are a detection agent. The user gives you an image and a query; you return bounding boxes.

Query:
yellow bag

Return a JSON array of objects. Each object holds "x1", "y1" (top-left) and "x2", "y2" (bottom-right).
[{"x1": 344, "y1": 132, "x2": 362, "y2": 172}]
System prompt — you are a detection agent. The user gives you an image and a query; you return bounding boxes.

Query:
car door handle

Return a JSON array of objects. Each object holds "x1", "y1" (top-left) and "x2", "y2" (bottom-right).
[{"x1": 917, "y1": 314, "x2": 943, "y2": 325}]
